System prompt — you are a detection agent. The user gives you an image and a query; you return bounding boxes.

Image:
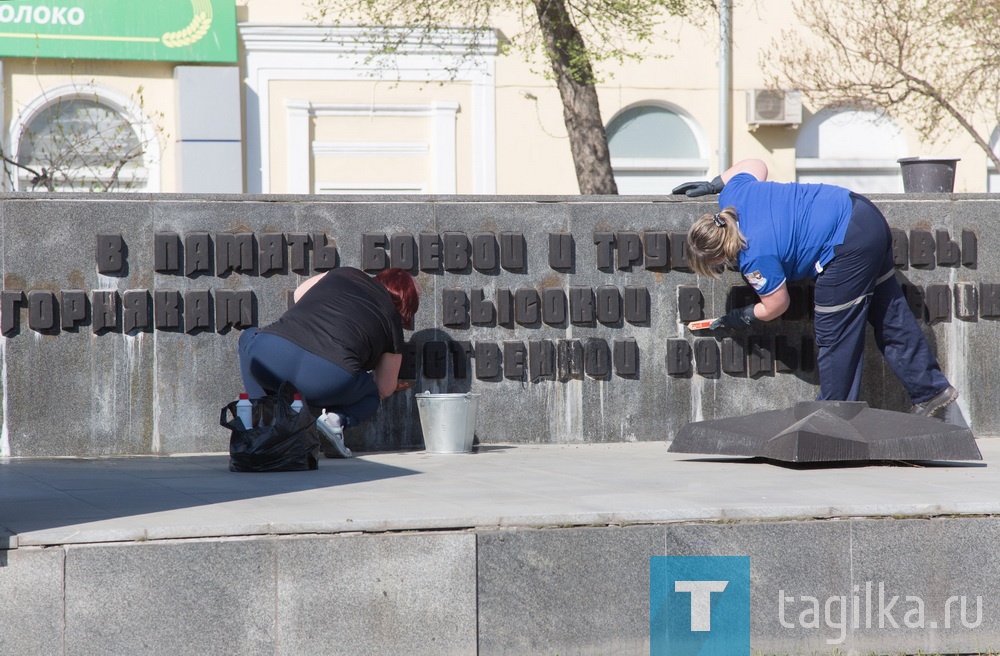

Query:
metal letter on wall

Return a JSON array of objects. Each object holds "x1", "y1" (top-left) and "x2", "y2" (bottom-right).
[
  {"x1": 450, "y1": 341, "x2": 472, "y2": 379},
  {"x1": 258, "y1": 233, "x2": 285, "y2": 275},
  {"x1": 955, "y1": 282, "x2": 977, "y2": 320},
  {"x1": 677, "y1": 286, "x2": 704, "y2": 323},
  {"x1": 499, "y1": 232, "x2": 526, "y2": 272},
  {"x1": 617, "y1": 232, "x2": 642, "y2": 270},
  {"x1": 748, "y1": 337, "x2": 773, "y2": 378},
  {"x1": 569, "y1": 287, "x2": 595, "y2": 325},
  {"x1": 475, "y1": 342, "x2": 501, "y2": 379},
  {"x1": 122, "y1": 290, "x2": 151, "y2": 333},
  {"x1": 216, "y1": 290, "x2": 254, "y2": 331},
  {"x1": 624, "y1": 286, "x2": 650, "y2": 324},
  {"x1": 92, "y1": 291, "x2": 118, "y2": 333},
  {"x1": 1, "y1": 291, "x2": 24, "y2": 335},
  {"x1": 185, "y1": 233, "x2": 212, "y2": 276},
  {"x1": 423, "y1": 341, "x2": 448, "y2": 379},
  {"x1": 774, "y1": 335, "x2": 799, "y2": 373},
  {"x1": 443, "y1": 233, "x2": 471, "y2": 271},
  {"x1": 61, "y1": 290, "x2": 87, "y2": 330},
  {"x1": 643, "y1": 231, "x2": 670, "y2": 270},
  {"x1": 470, "y1": 288, "x2": 496, "y2": 326},
  {"x1": 695, "y1": 339, "x2": 719, "y2": 376},
  {"x1": 936, "y1": 231, "x2": 960, "y2": 267},
  {"x1": 530, "y1": 341, "x2": 556, "y2": 381},
  {"x1": 721, "y1": 337, "x2": 746, "y2": 375},
  {"x1": 390, "y1": 233, "x2": 416, "y2": 270},
  {"x1": 442, "y1": 290, "x2": 468, "y2": 327},
  {"x1": 361, "y1": 233, "x2": 387, "y2": 272},
  {"x1": 287, "y1": 234, "x2": 310, "y2": 274},
  {"x1": 594, "y1": 232, "x2": 615, "y2": 270},
  {"x1": 472, "y1": 232, "x2": 498, "y2": 272},
  {"x1": 925, "y1": 284, "x2": 952, "y2": 324},
  {"x1": 596, "y1": 286, "x2": 622, "y2": 324},
  {"x1": 541, "y1": 289, "x2": 567, "y2": 326},
  {"x1": 558, "y1": 340, "x2": 584, "y2": 380},
  {"x1": 584, "y1": 338, "x2": 611, "y2": 378},
  {"x1": 962, "y1": 230, "x2": 978, "y2": 266},
  {"x1": 419, "y1": 233, "x2": 441, "y2": 272},
  {"x1": 154, "y1": 232, "x2": 181, "y2": 273},
  {"x1": 312, "y1": 233, "x2": 337, "y2": 271},
  {"x1": 514, "y1": 289, "x2": 540, "y2": 326},
  {"x1": 666, "y1": 339, "x2": 691, "y2": 376},
  {"x1": 184, "y1": 290, "x2": 212, "y2": 333},
  {"x1": 613, "y1": 339, "x2": 639, "y2": 378},
  {"x1": 909, "y1": 230, "x2": 935, "y2": 267},
  {"x1": 504, "y1": 341, "x2": 527, "y2": 380},
  {"x1": 670, "y1": 232, "x2": 691, "y2": 270},
  {"x1": 154, "y1": 290, "x2": 181, "y2": 330},
  {"x1": 216, "y1": 233, "x2": 254, "y2": 275},
  {"x1": 28, "y1": 291, "x2": 56, "y2": 332},
  {"x1": 980, "y1": 283, "x2": 1000, "y2": 318},
  {"x1": 891, "y1": 229, "x2": 908, "y2": 267},
  {"x1": 96, "y1": 234, "x2": 125, "y2": 275},
  {"x1": 548, "y1": 233, "x2": 574, "y2": 270}
]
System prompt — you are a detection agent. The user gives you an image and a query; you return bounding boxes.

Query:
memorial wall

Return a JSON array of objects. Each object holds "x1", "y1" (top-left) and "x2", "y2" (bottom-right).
[{"x1": 0, "y1": 194, "x2": 994, "y2": 457}]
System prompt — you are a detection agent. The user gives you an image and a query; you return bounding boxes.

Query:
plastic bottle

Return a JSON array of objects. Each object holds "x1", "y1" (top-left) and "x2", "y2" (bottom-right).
[
  {"x1": 236, "y1": 392, "x2": 253, "y2": 429},
  {"x1": 291, "y1": 393, "x2": 304, "y2": 414}
]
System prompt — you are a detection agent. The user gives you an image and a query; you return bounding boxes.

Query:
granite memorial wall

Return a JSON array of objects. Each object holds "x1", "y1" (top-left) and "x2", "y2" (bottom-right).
[{"x1": 0, "y1": 194, "x2": 993, "y2": 457}]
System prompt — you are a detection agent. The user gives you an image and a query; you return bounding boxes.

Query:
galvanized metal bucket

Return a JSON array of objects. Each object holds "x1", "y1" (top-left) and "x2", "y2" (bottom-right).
[{"x1": 415, "y1": 392, "x2": 480, "y2": 453}]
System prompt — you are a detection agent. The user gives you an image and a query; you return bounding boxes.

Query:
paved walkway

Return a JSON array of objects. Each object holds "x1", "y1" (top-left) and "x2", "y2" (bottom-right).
[{"x1": 1, "y1": 438, "x2": 995, "y2": 549}]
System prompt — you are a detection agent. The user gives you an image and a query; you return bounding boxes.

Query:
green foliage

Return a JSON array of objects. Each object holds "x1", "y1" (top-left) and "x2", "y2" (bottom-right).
[{"x1": 305, "y1": 0, "x2": 717, "y2": 84}]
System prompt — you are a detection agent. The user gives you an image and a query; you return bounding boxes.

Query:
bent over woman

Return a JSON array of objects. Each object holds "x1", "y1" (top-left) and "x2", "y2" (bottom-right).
[
  {"x1": 679, "y1": 159, "x2": 957, "y2": 417},
  {"x1": 238, "y1": 266, "x2": 419, "y2": 440}
]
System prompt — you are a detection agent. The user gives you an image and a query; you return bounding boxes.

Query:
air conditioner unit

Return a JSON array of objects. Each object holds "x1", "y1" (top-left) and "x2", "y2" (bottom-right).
[{"x1": 746, "y1": 89, "x2": 802, "y2": 128}]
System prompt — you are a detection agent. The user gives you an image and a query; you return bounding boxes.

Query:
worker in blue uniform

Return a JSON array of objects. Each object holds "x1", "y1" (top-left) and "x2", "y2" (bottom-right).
[{"x1": 675, "y1": 158, "x2": 957, "y2": 417}]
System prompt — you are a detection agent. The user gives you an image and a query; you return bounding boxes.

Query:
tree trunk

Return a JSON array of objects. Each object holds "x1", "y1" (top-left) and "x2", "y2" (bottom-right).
[{"x1": 534, "y1": 0, "x2": 618, "y2": 195}]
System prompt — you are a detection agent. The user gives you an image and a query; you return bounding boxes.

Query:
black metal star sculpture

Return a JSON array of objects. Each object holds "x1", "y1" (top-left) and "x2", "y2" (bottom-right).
[{"x1": 668, "y1": 401, "x2": 982, "y2": 463}]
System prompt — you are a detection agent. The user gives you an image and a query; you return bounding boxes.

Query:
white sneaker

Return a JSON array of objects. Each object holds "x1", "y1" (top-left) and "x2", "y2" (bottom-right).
[{"x1": 316, "y1": 411, "x2": 353, "y2": 458}]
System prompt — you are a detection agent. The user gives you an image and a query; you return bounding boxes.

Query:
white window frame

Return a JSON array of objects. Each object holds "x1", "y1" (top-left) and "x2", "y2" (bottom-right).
[
  {"x1": 606, "y1": 101, "x2": 710, "y2": 195},
  {"x1": 8, "y1": 82, "x2": 160, "y2": 192},
  {"x1": 241, "y1": 24, "x2": 498, "y2": 194}
]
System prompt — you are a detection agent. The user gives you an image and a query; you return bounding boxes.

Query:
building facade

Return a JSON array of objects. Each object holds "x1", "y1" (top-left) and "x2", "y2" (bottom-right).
[{"x1": 1, "y1": 0, "x2": 997, "y2": 195}]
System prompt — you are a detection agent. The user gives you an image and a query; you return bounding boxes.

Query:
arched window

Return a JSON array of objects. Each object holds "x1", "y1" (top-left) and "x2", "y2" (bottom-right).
[
  {"x1": 795, "y1": 108, "x2": 905, "y2": 192},
  {"x1": 9, "y1": 84, "x2": 160, "y2": 192},
  {"x1": 606, "y1": 103, "x2": 708, "y2": 195}
]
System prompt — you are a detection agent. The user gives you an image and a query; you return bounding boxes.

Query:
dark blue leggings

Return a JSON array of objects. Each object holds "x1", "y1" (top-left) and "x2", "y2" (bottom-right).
[{"x1": 238, "y1": 328, "x2": 380, "y2": 427}]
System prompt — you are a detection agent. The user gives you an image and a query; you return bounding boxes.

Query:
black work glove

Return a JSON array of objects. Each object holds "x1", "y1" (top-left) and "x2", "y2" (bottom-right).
[
  {"x1": 671, "y1": 175, "x2": 725, "y2": 197},
  {"x1": 709, "y1": 305, "x2": 758, "y2": 330}
]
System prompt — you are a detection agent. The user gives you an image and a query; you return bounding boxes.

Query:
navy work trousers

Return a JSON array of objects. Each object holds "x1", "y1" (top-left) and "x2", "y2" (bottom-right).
[
  {"x1": 238, "y1": 328, "x2": 380, "y2": 427},
  {"x1": 812, "y1": 193, "x2": 950, "y2": 403}
]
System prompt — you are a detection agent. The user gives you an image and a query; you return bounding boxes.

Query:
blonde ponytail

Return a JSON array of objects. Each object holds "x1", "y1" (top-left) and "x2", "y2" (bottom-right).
[{"x1": 686, "y1": 206, "x2": 746, "y2": 278}]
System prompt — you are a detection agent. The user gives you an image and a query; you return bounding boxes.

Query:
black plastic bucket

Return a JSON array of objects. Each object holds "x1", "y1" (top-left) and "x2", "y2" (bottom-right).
[{"x1": 897, "y1": 157, "x2": 960, "y2": 193}]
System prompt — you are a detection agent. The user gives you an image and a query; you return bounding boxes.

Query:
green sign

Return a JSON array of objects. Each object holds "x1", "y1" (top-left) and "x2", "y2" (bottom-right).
[{"x1": 0, "y1": 0, "x2": 236, "y2": 62}]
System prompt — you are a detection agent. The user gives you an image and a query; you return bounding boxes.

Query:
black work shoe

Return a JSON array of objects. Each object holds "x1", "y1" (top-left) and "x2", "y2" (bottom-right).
[{"x1": 909, "y1": 386, "x2": 958, "y2": 417}]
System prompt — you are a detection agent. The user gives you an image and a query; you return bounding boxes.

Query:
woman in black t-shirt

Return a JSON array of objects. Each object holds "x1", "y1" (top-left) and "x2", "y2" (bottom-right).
[{"x1": 238, "y1": 267, "x2": 419, "y2": 434}]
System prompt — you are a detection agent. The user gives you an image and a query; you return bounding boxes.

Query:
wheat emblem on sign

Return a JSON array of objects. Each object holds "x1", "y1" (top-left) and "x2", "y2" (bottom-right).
[{"x1": 161, "y1": 0, "x2": 213, "y2": 48}]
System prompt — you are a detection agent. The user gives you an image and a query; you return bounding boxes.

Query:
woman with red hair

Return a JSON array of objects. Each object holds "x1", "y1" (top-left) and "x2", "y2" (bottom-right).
[{"x1": 238, "y1": 266, "x2": 419, "y2": 455}]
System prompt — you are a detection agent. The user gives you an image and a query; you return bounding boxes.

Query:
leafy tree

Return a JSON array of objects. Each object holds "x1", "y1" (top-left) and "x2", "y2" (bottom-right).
[
  {"x1": 306, "y1": 0, "x2": 715, "y2": 195},
  {"x1": 767, "y1": 0, "x2": 1000, "y2": 171}
]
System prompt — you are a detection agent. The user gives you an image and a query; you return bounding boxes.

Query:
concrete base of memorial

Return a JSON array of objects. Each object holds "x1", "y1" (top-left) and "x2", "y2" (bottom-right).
[{"x1": 2, "y1": 440, "x2": 997, "y2": 655}]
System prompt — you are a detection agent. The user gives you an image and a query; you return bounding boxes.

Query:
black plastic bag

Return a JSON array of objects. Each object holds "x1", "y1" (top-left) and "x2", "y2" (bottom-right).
[{"x1": 220, "y1": 382, "x2": 320, "y2": 472}]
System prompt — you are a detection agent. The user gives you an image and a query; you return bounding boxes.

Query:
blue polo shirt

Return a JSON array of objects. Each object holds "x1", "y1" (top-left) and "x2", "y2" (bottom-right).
[{"x1": 718, "y1": 173, "x2": 853, "y2": 297}]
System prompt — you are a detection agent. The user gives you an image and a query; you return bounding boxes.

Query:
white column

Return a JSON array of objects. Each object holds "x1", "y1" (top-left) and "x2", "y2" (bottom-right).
[
  {"x1": 285, "y1": 100, "x2": 311, "y2": 194},
  {"x1": 431, "y1": 102, "x2": 458, "y2": 194}
]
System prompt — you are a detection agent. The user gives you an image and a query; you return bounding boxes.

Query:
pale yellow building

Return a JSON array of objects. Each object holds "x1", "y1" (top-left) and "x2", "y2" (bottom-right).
[{"x1": 2, "y1": 0, "x2": 996, "y2": 194}]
